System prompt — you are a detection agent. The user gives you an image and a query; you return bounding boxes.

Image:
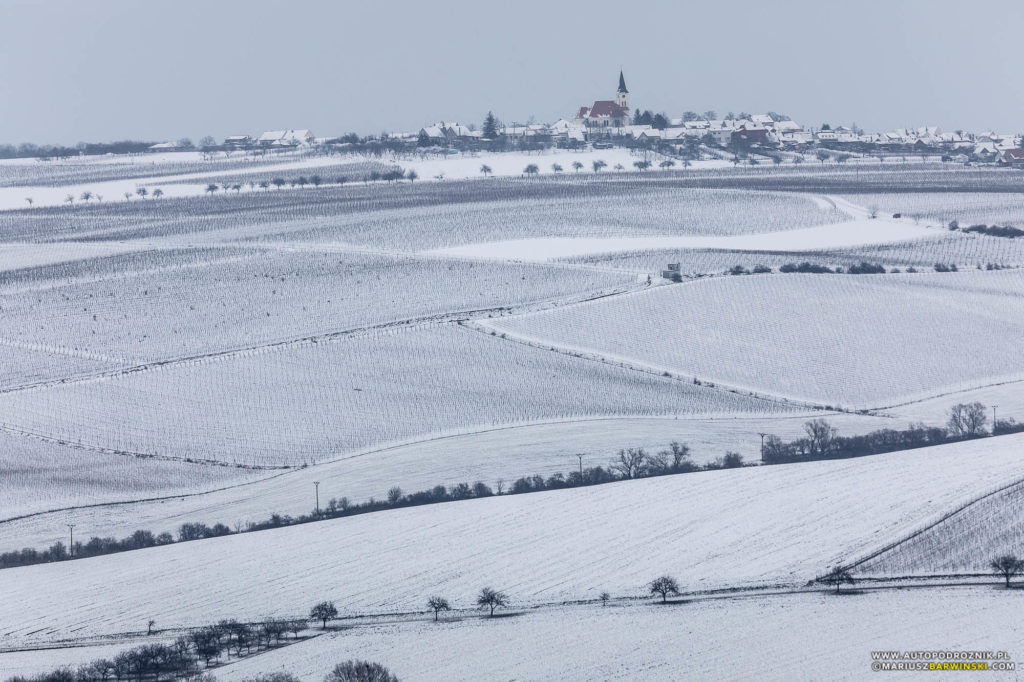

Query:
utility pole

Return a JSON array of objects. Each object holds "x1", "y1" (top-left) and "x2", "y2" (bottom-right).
[
  {"x1": 993, "y1": 405, "x2": 999, "y2": 433},
  {"x1": 576, "y1": 454, "x2": 584, "y2": 477},
  {"x1": 314, "y1": 481, "x2": 321, "y2": 515},
  {"x1": 68, "y1": 524, "x2": 75, "y2": 558},
  {"x1": 758, "y1": 433, "x2": 768, "y2": 462}
]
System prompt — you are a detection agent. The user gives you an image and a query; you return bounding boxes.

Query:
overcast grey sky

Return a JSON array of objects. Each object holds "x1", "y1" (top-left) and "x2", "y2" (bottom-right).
[{"x1": 1, "y1": 0, "x2": 1022, "y2": 145}]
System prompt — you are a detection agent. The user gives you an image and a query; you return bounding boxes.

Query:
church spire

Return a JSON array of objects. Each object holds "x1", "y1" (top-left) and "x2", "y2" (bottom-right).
[{"x1": 618, "y1": 70, "x2": 628, "y2": 94}]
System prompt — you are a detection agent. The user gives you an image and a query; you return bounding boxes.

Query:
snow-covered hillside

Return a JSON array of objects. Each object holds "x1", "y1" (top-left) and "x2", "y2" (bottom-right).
[{"x1": 1, "y1": 435, "x2": 1022, "y2": 644}]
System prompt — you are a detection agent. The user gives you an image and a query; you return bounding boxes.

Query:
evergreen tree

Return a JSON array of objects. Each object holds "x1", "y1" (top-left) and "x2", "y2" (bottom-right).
[{"x1": 482, "y1": 112, "x2": 499, "y2": 139}]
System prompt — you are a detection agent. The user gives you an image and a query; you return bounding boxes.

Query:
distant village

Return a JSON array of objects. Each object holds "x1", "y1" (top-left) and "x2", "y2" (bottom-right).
[{"x1": 21, "y1": 71, "x2": 1024, "y2": 167}]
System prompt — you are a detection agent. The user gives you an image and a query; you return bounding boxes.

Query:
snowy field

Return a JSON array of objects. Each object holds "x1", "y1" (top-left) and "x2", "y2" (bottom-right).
[
  {"x1": 566, "y1": 232, "x2": 1024, "y2": 274},
  {"x1": 0, "y1": 247, "x2": 631, "y2": 373},
  {"x1": 0, "y1": 430, "x2": 264, "y2": 521},
  {"x1": 426, "y1": 218, "x2": 934, "y2": 261},
  {"x1": 4, "y1": 153, "x2": 1024, "y2": 678},
  {"x1": 0, "y1": 435, "x2": 1022, "y2": 645},
  {"x1": 841, "y1": 191, "x2": 1024, "y2": 226},
  {"x1": 0, "y1": 412, "x2": 891, "y2": 549},
  {"x1": 209, "y1": 587, "x2": 1024, "y2": 682},
  {"x1": 7, "y1": 587, "x2": 1022, "y2": 681},
  {"x1": 856, "y1": 475, "x2": 1024, "y2": 577},
  {"x1": 486, "y1": 269, "x2": 1024, "y2": 408},
  {"x1": 0, "y1": 324, "x2": 789, "y2": 467},
  {"x1": 241, "y1": 187, "x2": 846, "y2": 251}
]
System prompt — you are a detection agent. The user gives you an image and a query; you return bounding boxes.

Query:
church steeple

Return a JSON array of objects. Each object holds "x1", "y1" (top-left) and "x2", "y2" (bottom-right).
[{"x1": 616, "y1": 70, "x2": 629, "y2": 113}]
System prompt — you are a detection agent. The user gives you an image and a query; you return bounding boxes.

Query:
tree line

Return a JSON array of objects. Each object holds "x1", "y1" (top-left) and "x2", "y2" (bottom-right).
[
  {"x1": 762, "y1": 404, "x2": 1022, "y2": 465},
  {"x1": 0, "y1": 442, "x2": 741, "y2": 570},
  {"x1": 7, "y1": 404, "x2": 1020, "y2": 570}
]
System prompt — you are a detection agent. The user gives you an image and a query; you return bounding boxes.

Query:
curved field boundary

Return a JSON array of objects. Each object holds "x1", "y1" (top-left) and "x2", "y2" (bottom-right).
[{"x1": 845, "y1": 469, "x2": 1024, "y2": 572}]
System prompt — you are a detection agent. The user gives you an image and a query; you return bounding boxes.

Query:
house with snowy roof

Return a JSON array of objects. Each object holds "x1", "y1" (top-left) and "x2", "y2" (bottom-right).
[
  {"x1": 419, "y1": 122, "x2": 478, "y2": 143},
  {"x1": 257, "y1": 130, "x2": 315, "y2": 147},
  {"x1": 1001, "y1": 149, "x2": 1024, "y2": 167}
]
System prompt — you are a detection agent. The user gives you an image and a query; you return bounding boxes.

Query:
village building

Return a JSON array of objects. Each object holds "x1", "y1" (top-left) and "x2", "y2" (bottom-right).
[
  {"x1": 257, "y1": 130, "x2": 315, "y2": 147},
  {"x1": 575, "y1": 71, "x2": 632, "y2": 129}
]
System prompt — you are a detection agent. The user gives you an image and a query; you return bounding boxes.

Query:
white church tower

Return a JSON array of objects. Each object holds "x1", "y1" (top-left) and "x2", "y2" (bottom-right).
[{"x1": 616, "y1": 70, "x2": 630, "y2": 117}]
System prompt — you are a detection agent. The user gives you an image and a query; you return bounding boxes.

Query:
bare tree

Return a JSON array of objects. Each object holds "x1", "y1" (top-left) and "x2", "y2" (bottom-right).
[
  {"x1": 804, "y1": 419, "x2": 837, "y2": 457},
  {"x1": 991, "y1": 554, "x2": 1024, "y2": 587},
  {"x1": 310, "y1": 601, "x2": 339, "y2": 629},
  {"x1": 427, "y1": 596, "x2": 451, "y2": 621},
  {"x1": 599, "y1": 591, "x2": 611, "y2": 607},
  {"x1": 948, "y1": 402, "x2": 987, "y2": 437},
  {"x1": 551, "y1": 163, "x2": 563, "y2": 173},
  {"x1": 523, "y1": 164, "x2": 539, "y2": 176},
  {"x1": 480, "y1": 164, "x2": 492, "y2": 177},
  {"x1": 136, "y1": 187, "x2": 148, "y2": 199},
  {"x1": 592, "y1": 160, "x2": 607, "y2": 172},
  {"x1": 152, "y1": 188, "x2": 164, "y2": 199},
  {"x1": 648, "y1": 575, "x2": 680, "y2": 604},
  {"x1": 610, "y1": 448, "x2": 647, "y2": 479},
  {"x1": 287, "y1": 619, "x2": 305, "y2": 639},
  {"x1": 572, "y1": 161, "x2": 584, "y2": 173},
  {"x1": 817, "y1": 566, "x2": 855, "y2": 594},
  {"x1": 652, "y1": 441, "x2": 692, "y2": 473},
  {"x1": 476, "y1": 587, "x2": 508, "y2": 616},
  {"x1": 325, "y1": 660, "x2": 399, "y2": 682}
]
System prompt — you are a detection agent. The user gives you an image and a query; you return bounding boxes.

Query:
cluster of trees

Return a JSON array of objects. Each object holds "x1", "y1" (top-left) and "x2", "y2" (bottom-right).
[
  {"x1": 0, "y1": 524, "x2": 231, "y2": 569},
  {"x1": 203, "y1": 168, "x2": 417, "y2": 195},
  {"x1": 777, "y1": 261, "x2": 890, "y2": 275},
  {"x1": 631, "y1": 110, "x2": 669, "y2": 129},
  {"x1": 763, "y1": 406, "x2": 1022, "y2": 465},
  {"x1": 727, "y1": 262, "x2": 891, "y2": 276},
  {"x1": 957, "y1": 223, "x2": 1024, "y2": 239},
  {"x1": 5, "y1": 616, "x2": 306, "y2": 682},
  {"x1": 9, "y1": 658, "x2": 398, "y2": 682},
  {"x1": 0, "y1": 140, "x2": 158, "y2": 160}
]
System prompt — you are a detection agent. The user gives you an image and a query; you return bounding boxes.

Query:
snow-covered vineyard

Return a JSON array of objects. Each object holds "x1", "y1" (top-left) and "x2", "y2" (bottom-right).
[{"x1": 3, "y1": 145, "x2": 1024, "y2": 680}]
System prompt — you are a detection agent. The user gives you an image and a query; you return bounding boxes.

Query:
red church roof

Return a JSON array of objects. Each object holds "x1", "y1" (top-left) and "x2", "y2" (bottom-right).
[{"x1": 587, "y1": 101, "x2": 627, "y2": 118}]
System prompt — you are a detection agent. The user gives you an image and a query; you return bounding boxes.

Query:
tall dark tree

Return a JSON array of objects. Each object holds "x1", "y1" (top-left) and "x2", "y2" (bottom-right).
[{"x1": 482, "y1": 112, "x2": 499, "y2": 139}]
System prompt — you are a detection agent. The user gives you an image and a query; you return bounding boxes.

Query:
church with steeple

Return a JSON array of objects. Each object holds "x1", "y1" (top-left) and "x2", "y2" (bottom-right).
[{"x1": 575, "y1": 70, "x2": 631, "y2": 128}]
